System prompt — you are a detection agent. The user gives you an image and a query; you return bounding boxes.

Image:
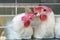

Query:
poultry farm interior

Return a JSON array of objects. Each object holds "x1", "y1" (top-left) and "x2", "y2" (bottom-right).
[{"x1": 0, "y1": 1, "x2": 60, "y2": 40}]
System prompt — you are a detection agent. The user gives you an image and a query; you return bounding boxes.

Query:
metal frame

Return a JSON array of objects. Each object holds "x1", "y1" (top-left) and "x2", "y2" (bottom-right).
[{"x1": 0, "y1": 3, "x2": 60, "y2": 28}]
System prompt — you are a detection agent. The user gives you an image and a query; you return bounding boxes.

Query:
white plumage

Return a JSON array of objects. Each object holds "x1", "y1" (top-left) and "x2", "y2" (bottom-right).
[
  {"x1": 55, "y1": 16, "x2": 60, "y2": 38},
  {"x1": 6, "y1": 6, "x2": 55, "y2": 39},
  {"x1": 33, "y1": 6, "x2": 55, "y2": 38},
  {"x1": 6, "y1": 13, "x2": 33, "y2": 39}
]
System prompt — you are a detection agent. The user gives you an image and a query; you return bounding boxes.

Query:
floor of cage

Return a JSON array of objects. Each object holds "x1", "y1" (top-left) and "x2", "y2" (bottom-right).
[{"x1": 0, "y1": 37, "x2": 60, "y2": 40}]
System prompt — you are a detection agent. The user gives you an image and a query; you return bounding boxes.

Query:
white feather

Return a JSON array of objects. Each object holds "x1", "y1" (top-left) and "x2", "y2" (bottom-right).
[
  {"x1": 55, "y1": 16, "x2": 60, "y2": 38},
  {"x1": 33, "y1": 11, "x2": 55, "y2": 38},
  {"x1": 6, "y1": 13, "x2": 33, "y2": 39}
]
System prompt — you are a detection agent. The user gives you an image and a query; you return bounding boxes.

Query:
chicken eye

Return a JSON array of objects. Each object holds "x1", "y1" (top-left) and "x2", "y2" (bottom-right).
[
  {"x1": 34, "y1": 13, "x2": 37, "y2": 15},
  {"x1": 30, "y1": 17, "x2": 32, "y2": 19},
  {"x1": 43, "y1": 9, "x2": 46, "y2": 12}
]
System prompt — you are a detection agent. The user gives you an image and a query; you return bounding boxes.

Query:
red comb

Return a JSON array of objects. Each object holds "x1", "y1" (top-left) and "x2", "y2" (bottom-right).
[
  {"x1": 40, "y1": 6, "x2": 52, "y2": 12},
  {"x1": 22, "y1": 12, "x2": 34, "y2": 21},
  {"x1": 34, "y1": 6, "x2": 41, "y2": 13}
]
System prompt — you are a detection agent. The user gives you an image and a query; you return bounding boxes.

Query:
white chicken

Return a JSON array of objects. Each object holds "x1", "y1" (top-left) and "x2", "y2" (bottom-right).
[
  {"x1": 33, "y1": 6, "x2": 55, "y2": 38},
  {"x1": 6, "y1": 12, "x2": 35, "y2": 39},
  {"x1": 55, "y1": 16, "x2": 60, "y2": 38}
]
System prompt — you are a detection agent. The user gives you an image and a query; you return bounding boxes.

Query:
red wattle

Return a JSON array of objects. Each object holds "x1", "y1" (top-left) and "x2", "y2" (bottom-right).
[
  {"x1": 24, "y1": 20, "x2": 30, "y2": 28},
  {"x1": 40, "y1": 14, "x2": 47, "y2": 21}
]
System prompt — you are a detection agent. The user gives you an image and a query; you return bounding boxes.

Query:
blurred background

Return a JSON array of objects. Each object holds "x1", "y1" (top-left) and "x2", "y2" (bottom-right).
[{"x1": 0, "y1": 0, "x2": 60, "y2": 40}]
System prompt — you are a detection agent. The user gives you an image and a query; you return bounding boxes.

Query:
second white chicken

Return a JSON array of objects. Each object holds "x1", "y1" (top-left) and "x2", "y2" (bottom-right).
[{"x1": 33, "y1": 6, "x2": 55, "y2": 38}]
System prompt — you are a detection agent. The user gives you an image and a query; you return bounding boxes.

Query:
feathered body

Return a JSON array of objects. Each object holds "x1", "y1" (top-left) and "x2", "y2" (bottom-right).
[
  {"x1": 33, "y1": 6, "x2": 55, "y2": 38},
  {"x1": 6, "y1": 12, "x2": 34, "y2": 39}
]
